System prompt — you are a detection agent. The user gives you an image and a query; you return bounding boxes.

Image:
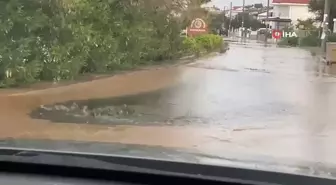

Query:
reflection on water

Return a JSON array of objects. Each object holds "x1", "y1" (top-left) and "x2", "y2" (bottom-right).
[{"x1": 31, "y1": 81, "x2": 298, "y2": 127}]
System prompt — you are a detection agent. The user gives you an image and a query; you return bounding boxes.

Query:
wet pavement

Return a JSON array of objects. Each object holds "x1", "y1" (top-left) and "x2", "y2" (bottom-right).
[{"x1": 2, "y1": 41, "x2": 336, "y2": 177}]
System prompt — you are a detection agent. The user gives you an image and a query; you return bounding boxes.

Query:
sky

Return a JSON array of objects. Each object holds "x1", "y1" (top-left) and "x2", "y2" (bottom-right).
[{"x1": 205, "y1": 0, "x2": 269, "y2": 9}]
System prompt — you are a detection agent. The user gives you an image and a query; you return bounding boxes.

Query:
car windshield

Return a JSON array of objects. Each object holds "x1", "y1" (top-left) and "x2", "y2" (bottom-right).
[{"x1": 1, "y1": 0, "x2": 336, "y2": 180}]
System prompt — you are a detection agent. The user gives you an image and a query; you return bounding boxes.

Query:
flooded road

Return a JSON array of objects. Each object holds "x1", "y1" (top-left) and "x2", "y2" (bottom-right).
[{"x1": 2, "y1": 42, "x2": 336, "y2": 171}]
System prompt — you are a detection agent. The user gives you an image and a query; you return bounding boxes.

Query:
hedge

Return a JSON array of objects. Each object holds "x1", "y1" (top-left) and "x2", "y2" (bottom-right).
[
  {"x1": 327, "y1": 33, "x2": 336, "y2": 42},
  {"x1": 0, "y1": 0, "x2": 226, "y2": 87},
  {"x1": 276, "y1": 31, "x2": 335, "y2": 47},
  {"x1": 182, "y1": 34, "x2": 224, "y2": 56},
  {"x1": 277, "y1": 37, "x2": 299, "y2": 47}
]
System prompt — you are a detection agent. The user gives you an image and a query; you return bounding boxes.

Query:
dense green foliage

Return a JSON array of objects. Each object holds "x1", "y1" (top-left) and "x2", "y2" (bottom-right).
[
  {"x1": 208, "y1": 12, "x2": 265, "y2": 33},
  {"x1": 296, "y1": 19, "x2": 317, "y2": 30},
  {"x1": 231, "y1": 12, "x2": 265, "y2": 30},
  {"x1": 277, "y1": 37, "x2": 299, "y2": 47},
  {"x1": 277, "y1": 18, "x2": 322, "y2": 47},
  {"x1": 300, "y1": 35, "x2": 321, "y2": 47},
  {"x1": 277, "y1": 29, "x2": 321, "y2": 47},
  {"x1": 183, "y1": 34, "x2": 223, "y2": 56},
  {"x1": 309, "y1": 0, "x2": 336, "y2": 29},
  {"x1": 327, "y1": 33, "x2": 336, "y2": 42},
  {"x1": 277, "y1": 35, "x2": 321, "y2": 47},
  {"x1": 275, "y1": 28, "x2": 336, "y2": 48},
  {"x1": 0, "y1": 0, "x2": 223, "y2": 87}
]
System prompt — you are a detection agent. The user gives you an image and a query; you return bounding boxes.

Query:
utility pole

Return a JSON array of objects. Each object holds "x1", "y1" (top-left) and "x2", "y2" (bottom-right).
[
  {"x1": 222, "y1": 6, "x2": 226, "y2": 36},
  {"x1": 223, "y1": 6, "x2": 226, "y2": 16},
  {"x1": 223, "y1": 6, "x2": 226, "y2": 29},
  {"x1": 321, "y1": 0, "x2": 330, "y2": 53},
  {"x1": 228, "y1": 2, "x2": 232, "y2": 35},
  {"x1": 242, "y1": 0, "x2": 245, "y2": 29},
  {"x1": 265, "y1": 0, "x2": 270, "y2": 44},
  {"x1": 241, "y1": 0, "x2": 245, "y2": 40}
]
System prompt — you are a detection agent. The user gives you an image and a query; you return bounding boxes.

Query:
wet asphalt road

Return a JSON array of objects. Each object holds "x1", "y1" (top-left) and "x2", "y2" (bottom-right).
[
  {"x1": 3, "y1": 40, "x2": 336, "y2": 178},
  {"x1": 32, "y1": 41, "x2": 336, "y2": 130}
]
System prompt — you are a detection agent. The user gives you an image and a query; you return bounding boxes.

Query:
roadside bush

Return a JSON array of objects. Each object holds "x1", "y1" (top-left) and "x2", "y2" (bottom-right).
[
  {"x1": 195, "y1": 35, "x2": 213, "y2": 52},
  {"x1": 298, "y1": 30, "x2": 320, "y2": 47},
  {"x1": 327, "y1": 33, "x2": 336, "y2": 42},
  {"x1": 0, "y1": 0, "x2": 188, "y2": 87},
  {"x1": 183, "y1": 37, "x2": 201, "y2": 55},
  {"x1": 183, "y1": 34, "x2": 224, "y2": 56},
  {"x1": 220, "y1": 41, "x2": 229, "y2": 53},
  {"x1": 299, "y1": 35, "x2": 321, "y2": 47},
  {"x1": 276, "y1": 29, "x2": 321, "y2": 47},
  {"x1": 196, "y1": 34, "x2": 223, "y2": 51},
  {"x1": 277, "y1": 37, "x2": 299, "y2": 47},
  {"x1": 0, "y1": 0, "x2": 226, "y2": 87}
]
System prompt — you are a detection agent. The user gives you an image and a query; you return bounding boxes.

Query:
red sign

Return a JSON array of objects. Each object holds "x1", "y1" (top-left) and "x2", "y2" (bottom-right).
[
  {"x1": 187, "y1": 18, "x2": 208, "y2": 37},
  {"x1": 272, "y1": 29, "x2": 282, "y2": 39}
]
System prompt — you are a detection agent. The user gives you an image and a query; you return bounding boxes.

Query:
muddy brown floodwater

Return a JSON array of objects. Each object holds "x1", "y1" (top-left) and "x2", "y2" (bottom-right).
[{"x1": 2, "y1": 42, "x2": 336, "y2": 170}]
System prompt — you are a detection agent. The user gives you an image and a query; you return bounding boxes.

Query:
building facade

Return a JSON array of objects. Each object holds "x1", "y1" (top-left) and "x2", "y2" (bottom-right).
[{"x1": 271, "y1": 0, "x2": 315, "y2": 29}]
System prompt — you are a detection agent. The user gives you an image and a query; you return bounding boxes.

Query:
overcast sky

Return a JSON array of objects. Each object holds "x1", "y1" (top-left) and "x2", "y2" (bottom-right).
[{"x1": 206, "y1": 0, "x2": 269, "y2": 9}]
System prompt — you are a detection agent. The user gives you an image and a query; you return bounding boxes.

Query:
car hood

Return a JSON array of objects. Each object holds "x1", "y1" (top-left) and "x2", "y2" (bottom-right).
[{"x1": 0, "y1": 139, "x2": 335, "y2": 179}]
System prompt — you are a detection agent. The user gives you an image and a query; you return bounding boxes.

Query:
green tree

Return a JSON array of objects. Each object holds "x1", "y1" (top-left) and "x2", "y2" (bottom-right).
[
  {"x1": 0, "y1": 0, "x2": 221, "y2": 87},
  {"x1": 0, "y1": 0, "x2": 186, "y2": 85},
  {"x1": 200, "y1": 0, "x2": 211, "y2": 3},
  {"x1": 208, "y1": 12, "x2": 227, "y2": 33},
  {"x1": 309, "y1": 0, "x2": 336, "y2": 29},
  {"x1": 230, "y1": 13, "x2": 264, "y2": 30},
  {"x1": 296, "y1": 18, "x2": 317, "y2": 30}
]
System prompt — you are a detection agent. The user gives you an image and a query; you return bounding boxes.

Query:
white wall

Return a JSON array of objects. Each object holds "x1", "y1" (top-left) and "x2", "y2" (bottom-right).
[
  {"x1": 273, "y1": 5, "x2": 290, "y2": 18},
  {"x1": 272, "y1": 4, "x2": 316, "y2": 29},
  {"x1": 289, "y1": 5, "x2": 315, "y2": 26}
]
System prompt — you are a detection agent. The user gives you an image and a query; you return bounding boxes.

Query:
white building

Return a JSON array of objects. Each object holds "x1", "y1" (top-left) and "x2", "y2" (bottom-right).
[
  {"x1": 203, "y1": 5, "x2": 222, "y2": 14},
  {"x1": 218, "y1": 6, "x2": 244, "y2": 17},
  {"x1": 270, "y1": 0, "x2": 315, "y2": 29},
  {"x1": 257, "y1": 10, "x2": 274, "y2": 21}
]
